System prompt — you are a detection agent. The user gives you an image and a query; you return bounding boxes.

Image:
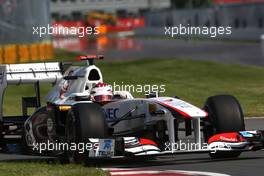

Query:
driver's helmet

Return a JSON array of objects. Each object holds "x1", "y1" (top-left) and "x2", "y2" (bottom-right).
[{"x1": 90, "y1": 83, "x2": 113, "y2": 103}]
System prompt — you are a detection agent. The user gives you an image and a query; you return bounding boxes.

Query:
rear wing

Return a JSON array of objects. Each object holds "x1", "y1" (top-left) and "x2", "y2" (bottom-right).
[
  {"x1": 2, "y1": 62, "x2": 62, "y2": 84},
  {"x1": 77, "y1": 55, "x2": 104, "y2": 65},
  {"x1": 0, "y1": 62, "x2": 63, "y2": 121}
]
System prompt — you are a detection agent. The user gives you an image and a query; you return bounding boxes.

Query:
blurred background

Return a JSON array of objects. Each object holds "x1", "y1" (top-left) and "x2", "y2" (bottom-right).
[{"x1": 0, "y1": 0, "x2": 264, "y2": 65}]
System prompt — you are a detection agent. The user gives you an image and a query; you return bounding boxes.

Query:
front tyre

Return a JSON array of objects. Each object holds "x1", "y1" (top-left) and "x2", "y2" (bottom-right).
[
  {"x1": 203, "y1": 95, "x2": 245, "y2": 159},
  {"x1": 64, "y1": 103, "x2": 108, "y2": 163}
]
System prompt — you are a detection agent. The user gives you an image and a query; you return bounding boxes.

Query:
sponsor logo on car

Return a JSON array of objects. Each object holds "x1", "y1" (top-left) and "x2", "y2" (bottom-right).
[{"x1": 104, "y1": 108, "x2": 119, "y2": 120}]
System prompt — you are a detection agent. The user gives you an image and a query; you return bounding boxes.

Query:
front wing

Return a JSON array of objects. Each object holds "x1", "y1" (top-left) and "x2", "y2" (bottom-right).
[{"x1": 91, "y1": 130, "x2": 264, "y2": 158}]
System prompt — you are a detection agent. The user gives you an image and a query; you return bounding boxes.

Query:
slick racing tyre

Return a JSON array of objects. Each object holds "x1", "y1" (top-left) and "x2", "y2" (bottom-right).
[
  {"x1": 64, "y1": 103, "x2": 108, "y2": 163},
  {"x1": 24, "y1": 107, "x2": 49, "y2": 154},
  {"x1": 30, "y1": 107, "x2": 49, "y2": 142},
  {"x1": 203, "y1": 95, "x2": 245, "y2": 159}
]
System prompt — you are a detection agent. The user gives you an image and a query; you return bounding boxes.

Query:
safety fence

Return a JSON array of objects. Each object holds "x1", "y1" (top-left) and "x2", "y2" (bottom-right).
[
  {"x1": 0, "y1": 0, "x2": 53, "y2": 64},
  {"x1": 141, "y1": 2, "x2": 264, "y2": 40}
]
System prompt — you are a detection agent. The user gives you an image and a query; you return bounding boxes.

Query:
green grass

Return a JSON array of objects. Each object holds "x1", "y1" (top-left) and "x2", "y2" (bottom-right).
[
  {"x1": 0, "y1": 162, "x2": 108, "y2": 176},
  {"x1": 99, "y1": 59, "x2": 264, "y2": 117},
  {"x1": 3, "y1": 49, "x2": 264, "y2": 116}
]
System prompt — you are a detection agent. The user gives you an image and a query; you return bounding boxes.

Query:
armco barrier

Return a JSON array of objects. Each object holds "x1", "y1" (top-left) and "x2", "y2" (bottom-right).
[
  {"x1": 0, "y1": 47, "x2": 3, "y2": 62},
  {"x1": 39, "y1": 43, "x2": 47, "y2": 60},
  {"x1": 18, "y1": 44, "x2": 30, "y2": 62},
  {"x1": 4, "y1": 45, "x2": 17, "y2": 64},
  {"x1": 30, "y1": 43, "x2": 40, "y2": 61},
  {"x1": 46, "y1": 42, "x2": 54, "y2": 59},
  {"x1": 0, "y1": 42, "x2": 54, "y2": 64}
]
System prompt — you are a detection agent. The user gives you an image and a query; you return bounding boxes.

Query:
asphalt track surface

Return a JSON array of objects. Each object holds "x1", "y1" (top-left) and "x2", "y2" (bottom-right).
[
  {"x1": 89, "y1": 38, "x2": 264, "y2": 66},
  {"x1": 0, "y1": 118, "x2": 263, "y2": 176}
]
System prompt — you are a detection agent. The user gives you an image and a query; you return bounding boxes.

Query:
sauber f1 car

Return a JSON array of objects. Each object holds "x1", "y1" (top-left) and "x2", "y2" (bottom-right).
[{"x1": 0, "y1": 55, "x2": 263, "y2": 163}]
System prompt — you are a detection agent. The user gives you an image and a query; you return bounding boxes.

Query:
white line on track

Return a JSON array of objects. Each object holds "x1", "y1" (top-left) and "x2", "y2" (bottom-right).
[
  {"x1": 102, "y1": 168, "x2": 231, "y2": 176},
  {"x1": 245, "y1": 117, "x2": 264, "y2": 119}
]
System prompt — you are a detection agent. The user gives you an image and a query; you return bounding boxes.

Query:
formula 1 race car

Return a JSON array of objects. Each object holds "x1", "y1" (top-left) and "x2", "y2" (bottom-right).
[{"x1": 0, "y1": 55, "x2": 263, "y2": 163}]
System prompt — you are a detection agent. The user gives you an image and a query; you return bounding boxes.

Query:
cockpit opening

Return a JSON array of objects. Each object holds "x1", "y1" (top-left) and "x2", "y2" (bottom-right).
[{"x1": 88, "y1": 69, "x2": 100, "y2": 81}]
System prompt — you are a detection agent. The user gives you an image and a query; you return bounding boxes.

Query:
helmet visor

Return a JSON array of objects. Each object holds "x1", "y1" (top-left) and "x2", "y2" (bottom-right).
[{"x1": 94, "y1": 95, "x2": 113, "y2": 102}]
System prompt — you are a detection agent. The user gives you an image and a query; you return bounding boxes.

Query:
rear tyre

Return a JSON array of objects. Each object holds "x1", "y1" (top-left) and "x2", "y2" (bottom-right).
[
  {"x1": 64, "y1": 103, "x2": 108, "y2": 163},
  {"x1": 24, "y1": 107, "x2": 49, "y2": 154},
  {"x1": 203, "y1": 95, "x2": 245, "y2": 159}
]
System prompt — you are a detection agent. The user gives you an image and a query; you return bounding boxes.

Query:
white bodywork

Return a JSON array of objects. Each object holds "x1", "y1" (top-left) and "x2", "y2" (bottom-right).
[
  {"x1": 46, "y1": 65, "x2": 103, "y2": 104},
  {"x1": 7, "y1": 61, "x2": 207, "y2": 157},
  {"x1": 41, "y1": 63, "x2": 208, "y2": 155}
]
